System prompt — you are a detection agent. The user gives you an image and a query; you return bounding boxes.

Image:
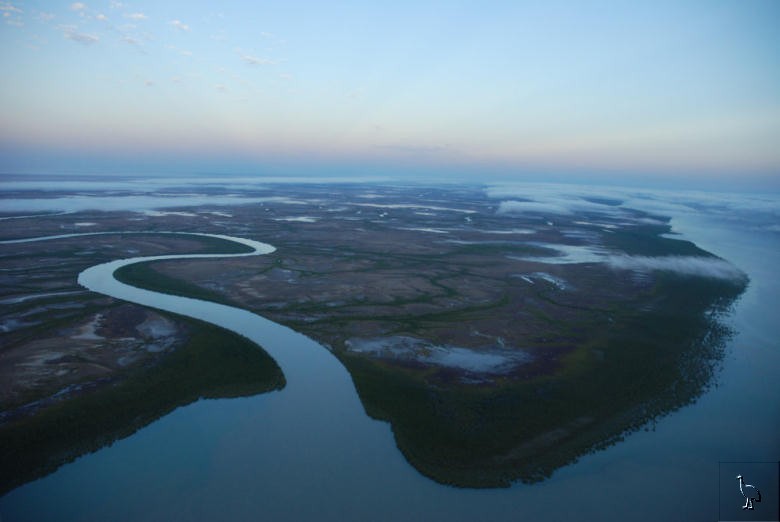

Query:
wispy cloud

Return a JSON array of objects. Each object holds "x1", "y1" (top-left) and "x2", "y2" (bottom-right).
[
  {"x1": 378, "y1": 144, "x2": 448, "y2": 155},
  {"x1": 258, "y1": 31, "x2": 286, "y2": 46},
  {"x1": 95, "y1": 13, "x2": 107, "y2": 21},
  {"x1": 489, "y1": 185, "x2": 629, "y2": 218},
  {"x1": 70, "y1": 2, "x2": 86, "y2": 11},
  {"x1": 170, "y1": 19, "x2": 189, "y2": 31},
  {"x1": 2, "y1": 1, "x2": 22, "y2": 25},
  {"x1": 607, "y1": 255, "x2": 747, "y2": 283},
  {"x1": 124, "y1": 12, "x2": 146, "y2": 21},
  {"x1": 498, "y1": 200, "x2": 579, "y2": 216},
  {"x1": 241, "y1": 54, "x2": 274, "y2": 66},
  {"x1": 166, "y1": 44, "x2": 192, "y2": 57},
  {"x1": 61, "y1": 25, "x2": 99, "y2": 45},
  {"x1": 514, "y1": 243, "x2": 746, "y2": 283},
  {"x1": 65, "y1": 31, "x2": 99, "y2": 45},
  {"x1": 486, "y1": 183, "x2": 780, "y2": 225},
  {"x1": 0, "y1": 2, "x2": 22, "y2": 14}
]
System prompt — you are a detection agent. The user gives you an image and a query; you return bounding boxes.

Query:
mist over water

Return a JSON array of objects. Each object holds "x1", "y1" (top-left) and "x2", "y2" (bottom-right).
[{"x1": 606, "y1": 254, "x2": 748, "y2": 282}]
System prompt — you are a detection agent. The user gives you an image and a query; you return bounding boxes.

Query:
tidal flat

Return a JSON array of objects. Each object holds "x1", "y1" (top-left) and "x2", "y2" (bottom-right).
[{"x1": 0, "y1": 182, "x2": 749, "y2": 494}]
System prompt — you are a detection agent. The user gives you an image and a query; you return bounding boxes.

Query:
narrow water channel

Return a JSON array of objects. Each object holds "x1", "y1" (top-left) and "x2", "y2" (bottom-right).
[{"x1": 1, "y1": 221, "x2": 777, "y2": 521}]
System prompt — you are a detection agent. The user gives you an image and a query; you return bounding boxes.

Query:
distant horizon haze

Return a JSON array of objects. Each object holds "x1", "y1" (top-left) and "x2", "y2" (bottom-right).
[{"x1": 1, "y1": 1, "x2": 778, "y2": 191}]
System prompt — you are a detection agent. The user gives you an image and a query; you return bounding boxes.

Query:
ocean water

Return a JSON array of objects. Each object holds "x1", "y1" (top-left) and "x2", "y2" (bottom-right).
[{"x1": 0, "y1": 183, "x2": 778, "y2": 521}]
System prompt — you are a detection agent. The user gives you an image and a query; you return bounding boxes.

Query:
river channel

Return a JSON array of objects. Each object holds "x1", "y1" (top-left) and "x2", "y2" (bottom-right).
[{"x1": 1, "y1": 212, "x2": 778, "y2": 521}]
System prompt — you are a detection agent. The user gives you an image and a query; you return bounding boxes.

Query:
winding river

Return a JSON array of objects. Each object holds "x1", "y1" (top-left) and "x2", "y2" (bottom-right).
[
  {"x1": 2, "y1": 232, "x2": 436, "y2": 520},
  {"x1": 1, "y1": 224, "x2": 778, "y2": 521}
]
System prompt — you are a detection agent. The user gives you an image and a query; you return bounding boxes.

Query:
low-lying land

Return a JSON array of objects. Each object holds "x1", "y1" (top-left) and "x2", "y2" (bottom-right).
[
  {"x1": 0, "y1": 234, "x2": 283, "y2": 494},
  {"x1": 0, "y1": 183, "x2": 746, "y2": 489}
]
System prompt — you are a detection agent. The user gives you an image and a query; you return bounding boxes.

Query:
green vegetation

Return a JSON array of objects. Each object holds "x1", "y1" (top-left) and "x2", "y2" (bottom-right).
[
  {"x1": 0, "y1": 315, "x2": 285, "y2": 495},
  {"x1": 341, "y1": 276, "x2": 739, "y2": 487},
  {"x1": 113, "y1": 232, "x2": 255, "y2": 305},
  {"x1": 1, "y1": 205, "x2": 747, "y2": 492},
  {"x1": 602, "y1": 225, "x2": 709, "y2": 257},
  {"x1": 210, "y1": 209, "x2": 746, "y2": 489},
  {"x1": 337, "y1": 229, "x2": 746, "y2": 488},
  {"x1": 115, "y1": 261, "x2": 238, "y2": 306},
  {"x1": 138, "y1": 233, "x2": 254, "y2": 255}
]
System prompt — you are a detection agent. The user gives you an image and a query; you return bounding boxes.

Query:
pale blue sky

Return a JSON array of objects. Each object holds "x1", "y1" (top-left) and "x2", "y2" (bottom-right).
[{"x1": 1, "y1": 1, "x2": 778, "y2": 188}]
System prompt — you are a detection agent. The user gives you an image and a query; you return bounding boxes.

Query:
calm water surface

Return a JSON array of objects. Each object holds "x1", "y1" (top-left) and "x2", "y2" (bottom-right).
[{"x1": 1, "y1": 206, "x2": 778, "y2": 521}]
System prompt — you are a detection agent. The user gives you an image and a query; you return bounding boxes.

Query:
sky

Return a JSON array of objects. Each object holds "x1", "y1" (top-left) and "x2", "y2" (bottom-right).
[{"x1": 1, "y1": 1, "x2": 779, "y2": 189}]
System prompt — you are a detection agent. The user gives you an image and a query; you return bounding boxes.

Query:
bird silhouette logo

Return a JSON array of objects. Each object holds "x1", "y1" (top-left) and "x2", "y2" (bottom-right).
[{"x1": 736, "y1": 474, "x2": 761, "y2": 510}]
